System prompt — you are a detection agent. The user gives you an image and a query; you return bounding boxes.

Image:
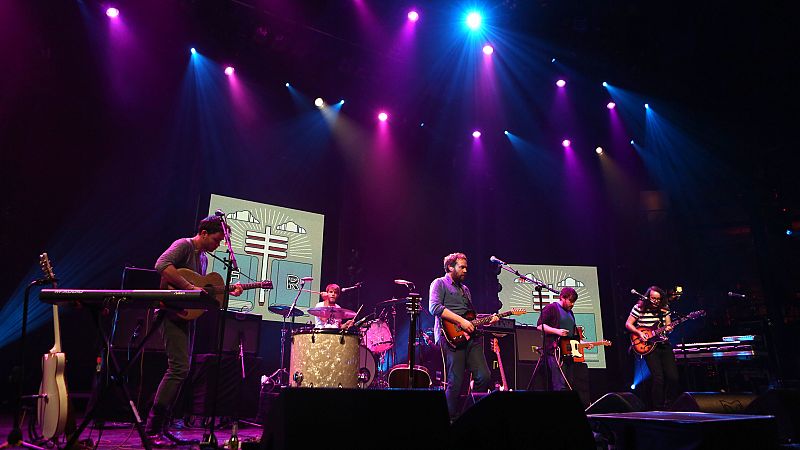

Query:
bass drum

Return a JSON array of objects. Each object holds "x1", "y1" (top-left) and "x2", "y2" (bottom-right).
[
  {"x1": 289, "y1": 328, "x2": 361, "y2": 388},
  {"x1": 357, "y1": 345, "x2": 377, "y2": 388}
]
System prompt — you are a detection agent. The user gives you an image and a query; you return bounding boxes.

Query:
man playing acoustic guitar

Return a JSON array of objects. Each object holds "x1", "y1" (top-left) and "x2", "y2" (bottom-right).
[
  {"x1": 429, "y1": 252, "x2": 498, "y2": 420},
  {"x1": 145, "y1": 215, "x2": 243, "y2": 448}
]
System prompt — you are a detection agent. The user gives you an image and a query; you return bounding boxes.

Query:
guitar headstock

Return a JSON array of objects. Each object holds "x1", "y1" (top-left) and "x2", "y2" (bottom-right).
[
  {"x1": 39, "y1": 253, "x2": 56, "y2": 281},
  {"x1": 687, "y1": 310, "x2": 706, "y2": 319},
  {"x1": 510, "y1": 308, "x2": 527, "y2": 316},
  {"x1": 490, "y1": 337, "x2": 500, "y2": 354}
]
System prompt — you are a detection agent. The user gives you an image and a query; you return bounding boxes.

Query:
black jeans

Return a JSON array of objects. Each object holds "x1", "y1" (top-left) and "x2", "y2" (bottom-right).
[
  {"x1": 440, "y1": 337, "x2": 491, "y2": 418},
  {"x1": 644, "y1": 343, "x2": 679, "y2": 409},
  {"x1": 145, "y1": 312, "x2": 192, "y2": 434}
]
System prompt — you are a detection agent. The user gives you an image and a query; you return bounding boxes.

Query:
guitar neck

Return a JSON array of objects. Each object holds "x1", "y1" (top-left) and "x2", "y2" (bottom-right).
[
  {"x1": 238, "y1": 282, "x2": 265, "y2": 291},
  {"x1": 50, "y1": 305, "x2": 62, "y2": 354},
  {"x1": 472, "y1": 310, "x2": 512, "y2": 327}
]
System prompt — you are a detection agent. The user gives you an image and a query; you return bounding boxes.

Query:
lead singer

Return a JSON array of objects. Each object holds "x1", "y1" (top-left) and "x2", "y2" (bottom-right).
[{"x1": 429, "y1": 252, "x2": 496, "y2": 420}]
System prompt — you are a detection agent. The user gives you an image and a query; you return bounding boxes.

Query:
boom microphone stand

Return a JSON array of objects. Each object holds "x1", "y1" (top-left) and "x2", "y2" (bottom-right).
[
  {"x1": 489, "y1": 257, "x2": 560, "y2": 391},
  {"x1": 201, "y1": 212, "x2": 238, "y2": 449}
]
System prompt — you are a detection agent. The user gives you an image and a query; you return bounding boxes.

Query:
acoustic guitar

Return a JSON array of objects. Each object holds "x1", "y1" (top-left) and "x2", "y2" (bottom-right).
[
  {"x1": 629, "y1": 310, "x2": 705, "y2": 356},
  {"x1": 164, "y1": 268, "x2": 272, "y2": 320},
  {"x1": 442, "y1": 308, "x2": 527, "y2": 347},
  {"x1": 37, "y1": 253, "x2": 69, "y2": 441}
]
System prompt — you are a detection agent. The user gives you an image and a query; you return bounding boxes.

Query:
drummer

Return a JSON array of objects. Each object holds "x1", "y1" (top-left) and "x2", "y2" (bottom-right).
[{"x1": 313, "y1": 284, "x2": 355, "y2": 329}]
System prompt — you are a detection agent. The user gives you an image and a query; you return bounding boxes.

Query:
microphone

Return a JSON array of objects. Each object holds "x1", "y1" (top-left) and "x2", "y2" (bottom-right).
[
  {"x1": 341, "y1": 282, "x2": 363, "y2": 293},
  {"x1": 300, "y1": 277, "x2": 313, "y2": 282},
  {"x1": 352, "y1": 313, "x2": 374, "y2": 328},
  {"x1": 394, "y1": 279, "x2": 413, "y2": 285},
  {"x1": 631, "y1": 289, "x2": 647, "y2": 300},
  {"x1": 489, "y1": 256, "x2": 506, "y2": 265},
  {"x1": 728, "y1": 291, "x2": 746, "y2": 299}
]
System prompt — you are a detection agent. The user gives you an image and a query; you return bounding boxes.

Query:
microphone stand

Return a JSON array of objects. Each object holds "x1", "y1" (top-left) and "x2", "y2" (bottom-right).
[
  {"x1": 493, "y1": 262, "x2": 560, "y2": 391},
  {"x1": 201, "y1": 216, "x2": 238, "y2": 449},
  {"x1": 281, "y1": 280, "x2": 305, "y2": 387}
]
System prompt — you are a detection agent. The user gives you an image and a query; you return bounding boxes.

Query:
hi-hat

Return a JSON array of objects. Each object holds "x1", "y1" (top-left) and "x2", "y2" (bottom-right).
[
  {"x1": 268, "y1": 305, "x2": 305, "y2": 317},
  {"x1": 308, "y1": 306, "x2": 356, "y2": 320}
]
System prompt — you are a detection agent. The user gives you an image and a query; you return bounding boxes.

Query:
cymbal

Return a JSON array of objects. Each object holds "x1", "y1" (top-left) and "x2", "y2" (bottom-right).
[
  {"x1": 307, "y1": 306, "x2": 356, "y2": 320},
  {"x1": 268, "y1": 305, "x2": 305, "y2": 317}
]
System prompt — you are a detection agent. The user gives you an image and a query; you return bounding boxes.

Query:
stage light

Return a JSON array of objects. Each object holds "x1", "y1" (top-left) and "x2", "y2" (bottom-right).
[
  {"x1": 595, "y1": 147, "x2": 604, "y2": 155},
  {"x1": 504, "y1": 130, "x2": 509, "y2": 135},
  {"x1": 190, "y1": 47, "x2": 197, "y2": 55},
  {"x1": 630, "y1": 140, "x2": 635, "y2": 145},
  {"x1": 551, "y1": 58, "x2": 556, "y2": 63},
  {"x1": 420, "y1": 122, "x2": 425, "y2": 127},
  {"x1": 466, "y1": 12, "x2": 482, "y2": 30},
  {"x1": 602, "y1": 81, "x2": 608, "y2": 87},
  {"x1": 408, "y1": 10, "x2": 419, "y2": 22},
  {"x1": 556, "y1": 79, "x2": 566, "y2": 88},
  {"x1": 472, "y1": 130, "x2": 481, "y2": 138},
  {"x1": 562, "y1": 139, "x2": 571, "y2": 147},
  {"x1": 378, "y1": 112, "x2": 388, "y2": 122},
  {"x1": 339, "y1": 99, "x2": 345, "y2": 105},
  {"x1": 285, "y1": 82, "x2": 290, "y2": 87},
  {"x1": 224, "y1": 66, "x2": 235, "y2": 76},
  {"x1": 607, "y1": 102, "x2": 616, "y2": 110},
  {"x1": 482, "y1": 45, "x2": 494, "y2": 55},
  {"x1": 787, "y1": 229, "x2": 794, "y2": 236},
  {"x1": 106, "y1": 7, "x2": 120, "y2": 18},
  {"x1": 314, "y1": 97, "x2": 324, "y2": 108},
  {"x1": 631, "y1": 384, "x2": 636, "y2": 390},
  {"x1": 644, "y1": 103, "x2": 650, "y2": 109}
]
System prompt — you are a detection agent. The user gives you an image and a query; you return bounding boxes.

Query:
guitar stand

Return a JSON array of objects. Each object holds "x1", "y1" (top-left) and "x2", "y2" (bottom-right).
[{"x1": 64, "y1": 303, "x2": 171, "y2": 450}]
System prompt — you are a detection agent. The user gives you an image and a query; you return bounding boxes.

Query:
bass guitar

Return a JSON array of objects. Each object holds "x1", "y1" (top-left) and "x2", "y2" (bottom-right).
[
  {"x1": 442, "y1": 308, "x2": 527, "y2": 348},
  {"x1": 37, "y1": 253, "x2": 69, "y2": 441},
  {"x1": 556, "y1": 326, "x2": 611, "y2": 365},
  {"x1": 629, "y1": 310, "x2": 706, "y2": 356},
  {"x1": 164, "y1": 268, "x2": 273, "y2": 320},
  {"x1": 490, "y1": 338, "x2": 509, "y2": 391}
]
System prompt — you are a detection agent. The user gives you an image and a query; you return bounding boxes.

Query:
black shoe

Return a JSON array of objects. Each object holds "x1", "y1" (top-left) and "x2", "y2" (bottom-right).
[
  {"x1": 147, "y1": 433, "x2": 177, "y2": 448},
  {"x1": 164, "y1": 430, "x2": 199, "y2": 445}
]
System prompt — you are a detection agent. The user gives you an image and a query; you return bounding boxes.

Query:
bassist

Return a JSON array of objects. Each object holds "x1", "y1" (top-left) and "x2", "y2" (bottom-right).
[{"x1": 625, "y1": 285, "x2": 679, "y2": 410}]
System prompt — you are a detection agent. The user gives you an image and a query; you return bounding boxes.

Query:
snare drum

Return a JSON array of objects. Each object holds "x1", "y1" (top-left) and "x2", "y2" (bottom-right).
[
  {"x1": 289, "y1": 328, "x2": 361, "y2": 388},
  {"x1": 360, "y1": 319, "x2": 393, "y2": 354}
]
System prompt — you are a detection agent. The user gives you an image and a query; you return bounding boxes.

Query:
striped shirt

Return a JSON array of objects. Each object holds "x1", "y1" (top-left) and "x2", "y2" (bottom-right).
[{"x1": 630, "y1": 303, "x2": 670, "y2": 328}]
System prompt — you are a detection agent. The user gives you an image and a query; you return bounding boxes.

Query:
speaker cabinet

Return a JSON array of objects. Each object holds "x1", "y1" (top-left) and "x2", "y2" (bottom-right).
[
  {"x1": 451, "y1": 391, "x2": 594, "y2": 449},
  {"x1": 746, "y1": 389, "x2": 800, "y2": 444},
  {"x1": 261, "y1": 389, "x2": 449, "y2": 450},
  {"x1": 670, "y1": 391, "x2": 757, "y2": 414},
  {"x1": 193, "y1": 310, "x2": 262, "y2": 355},
  {"x1": 188, "y1": 354, "x2": 266, "y2": 418},
  {"x1": 586, "y1": 392, "x2": 646, "y2": 414}
]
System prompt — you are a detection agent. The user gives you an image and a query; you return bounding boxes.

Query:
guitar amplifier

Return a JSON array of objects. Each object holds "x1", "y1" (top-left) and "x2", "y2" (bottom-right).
[{"x1": 481, "y1": 317, "x2": 516, "y2": 334}]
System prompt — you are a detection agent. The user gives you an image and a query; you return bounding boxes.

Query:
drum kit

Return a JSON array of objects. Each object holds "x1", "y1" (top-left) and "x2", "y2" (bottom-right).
[{"x1": 268, "y1": 297, "x2": 433, "y2": 390}]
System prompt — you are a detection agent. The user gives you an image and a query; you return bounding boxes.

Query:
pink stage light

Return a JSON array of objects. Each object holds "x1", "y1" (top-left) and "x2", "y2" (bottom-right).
[
  {"x1": 224, "y1": 66, "x2": 235, "y2": 76},
  {"x1": 556, "y1": 79, "x2": 566, "y2": 88},
  {"x1": 482, "y1": 45, "x2": 494, "y2": 55},
  {"x1": 106, "y1": 7, "x2": 120, "y2": 18},
  {"x1": 407, "y1": 10, "x2": 419, "y2": 22},
  {"x1": 562, "y1": 139, "x2": 571, "y2": 147},
  {"x1": 472, "y1": 130, "x2": 481, "y2": 138},
  {"x1": 607, "y1": 102, "x2": 616, "y2": 110},
  {"x1": 378, "y1": 112, "x2": 388, "y2": 122}
]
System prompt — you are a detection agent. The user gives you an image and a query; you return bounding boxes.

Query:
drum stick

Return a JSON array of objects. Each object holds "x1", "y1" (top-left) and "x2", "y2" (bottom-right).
[{"x1": 347, "y1": 304, "x2": 364, "y2": 328}]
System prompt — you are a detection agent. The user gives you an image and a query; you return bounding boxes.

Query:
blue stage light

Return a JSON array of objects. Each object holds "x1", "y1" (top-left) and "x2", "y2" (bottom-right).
[
  {"x1": 466, "y1": 12, "x2": 482, "y2": 30},
  {"x1": 602, "y1": 81, "x2": 608, "y2": 87}
]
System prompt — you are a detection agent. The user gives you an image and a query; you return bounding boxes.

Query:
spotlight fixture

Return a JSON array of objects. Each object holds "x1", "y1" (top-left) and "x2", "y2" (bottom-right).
[
  {"x1": 595, "y1": 147, "x2": 604, "y2": 155},
  {"x1": 602, "y1": 82, "x2": 608, "y2": 87},
  {"x1": 607, "y1": 102, "x2": 616, "y2": 110},
  {"x1": 314, "y1": 97, "x2": 324, "y2": 107},
  {"x1": 472, "y1": 130, "x2": 481, "y2": 138},
  {"x1": 106, "y1": 7, "x2": 120, "y2": 18},
  {"x1": 466, "y1": 12, "x2": 482, "y2": 30},
  {"x1": 224, "y1": 66, "x2": 235, "y2": 76},
  {"x1": 482, "y1": 45, "x2": 494, "y2": 55},
  {"x1": 556, "y1": 79, "x2": 566, "y2": 88},
  {"x1": 644, "y1": 103, "x2": 650, "y2": 109},
  {"x1": 562, "y1": 139, "x2": 571, "y2": 147},
  {"x1": 408, "y1": 10, "x2": 419, "y2": 22},
  {"x1": 378, "y1": 112, "x2": 388, "y2": 122},
  {"x1": 190, "y1": 48, "x2": 197, "y2": 55}
]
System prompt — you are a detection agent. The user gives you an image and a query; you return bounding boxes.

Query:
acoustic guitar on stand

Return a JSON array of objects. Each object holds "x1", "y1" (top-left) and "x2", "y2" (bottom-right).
[
  {"x1": 37, "y1": 253, "x2": 69, "y2": 441},
  {"x1": 163, "y1": 268, "x2": 273, "y2": 320},
  {"x1": 442, "y1": 308, "x2": 527, "y2": 348}
]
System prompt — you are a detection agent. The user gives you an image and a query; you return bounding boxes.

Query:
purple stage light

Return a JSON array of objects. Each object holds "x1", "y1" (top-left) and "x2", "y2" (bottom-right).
[
  {"x1": 482, "y1": 45, "x2": 494, "y2": 55},
  {"x1": 408, "y1": 10, "x2": 419, "y2": 22},
  {"x1": 607, "y1": 102, "x2": 616, "y2": 110},
  {"x1": 378, "y1": 112, "x2": 388, "y2": 122},
  {"x1": 562, "y1": 139, "x2": 571, "y2": 147},
  {"x1": 106, "y1": 7, "x2": 120, "y2": 18},
  {"x1": 556, "y1": 79, "x2": 566, "y2": 88},
  {"x1": 224, "y1": 66, "x2": 235, "y2": 76},
  {"x1": 472, "y1": 130, "x2": 481, "y2": 138}
]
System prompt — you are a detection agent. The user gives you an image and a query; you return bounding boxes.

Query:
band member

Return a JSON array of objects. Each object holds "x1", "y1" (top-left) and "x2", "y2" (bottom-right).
[
  {"x1": 529, "y1": 287, "x2": 592, "y2": 405},
  {"x1": 429, "y1": 252, "x2": 497, "y2": 419},
  {"x1": 145, "y1": 216, "x2": 243, "y2": 448},
  {"x1": 313, "y1": 283, "x2": 355, "y2": 329},
  {"x1": 625, "y1": 285, "x2": 679, "y2": 409}
]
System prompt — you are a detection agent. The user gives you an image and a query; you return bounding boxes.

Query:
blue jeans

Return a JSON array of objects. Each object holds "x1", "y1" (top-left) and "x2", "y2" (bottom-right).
[{"x1": 440, "y1": 337, "x2": 491, "y2": 418}]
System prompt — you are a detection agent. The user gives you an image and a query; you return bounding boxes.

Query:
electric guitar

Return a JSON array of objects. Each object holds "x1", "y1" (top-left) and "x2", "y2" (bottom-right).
[
  {"x1": 556, "y1": 326, "x2": 611, "y2": 364},
  {"x1": 37, "y1": 253, "x2": 69, "y2": 440},
  {"x1": 490, "y1": 338, "x2": 509, "y2": 391},
  {"x1": 442, "y1": 308, "x2": 527, "y2": 348},
  {"x1": 629, "y1": 310, "x2": 706, "y2": 356},
  {"x1": 164, "y1": 268, "x2": 273, "y2": 320}
]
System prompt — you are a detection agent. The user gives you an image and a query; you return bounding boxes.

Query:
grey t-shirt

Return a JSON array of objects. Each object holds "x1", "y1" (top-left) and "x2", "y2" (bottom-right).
[{"x1": 155, "y1": 238, "x2": 207, "y2": 277}]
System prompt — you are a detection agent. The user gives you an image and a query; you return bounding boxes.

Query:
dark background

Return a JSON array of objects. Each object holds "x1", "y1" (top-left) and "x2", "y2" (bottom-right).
[{"x1": 2, "y1": 0, "x2": 798, "y2": 407}]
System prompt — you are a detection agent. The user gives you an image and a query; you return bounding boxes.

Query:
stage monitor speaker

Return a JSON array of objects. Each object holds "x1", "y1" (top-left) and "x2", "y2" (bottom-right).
[
  {"x1": 746, "y1": 388, "x2": 800, "y2": 444},
  {"x1": 261, "y1": 388, "x2": 449, "y2": 450},
  {"x1": 193, "y1": 310, "x2": 262, "y2": 355},
  {"x1": 670, "y1": 391, "x2": 757, "y2": 414},
  {"x1": 450, "y1": 390, "x2": 594, "y2": 449},
  {"x1": 585, "y1": 392, "x2": 646, "y2": 414},
  {"x1": 189, "y1": 354, "x2": 265, "y2": 419}
]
